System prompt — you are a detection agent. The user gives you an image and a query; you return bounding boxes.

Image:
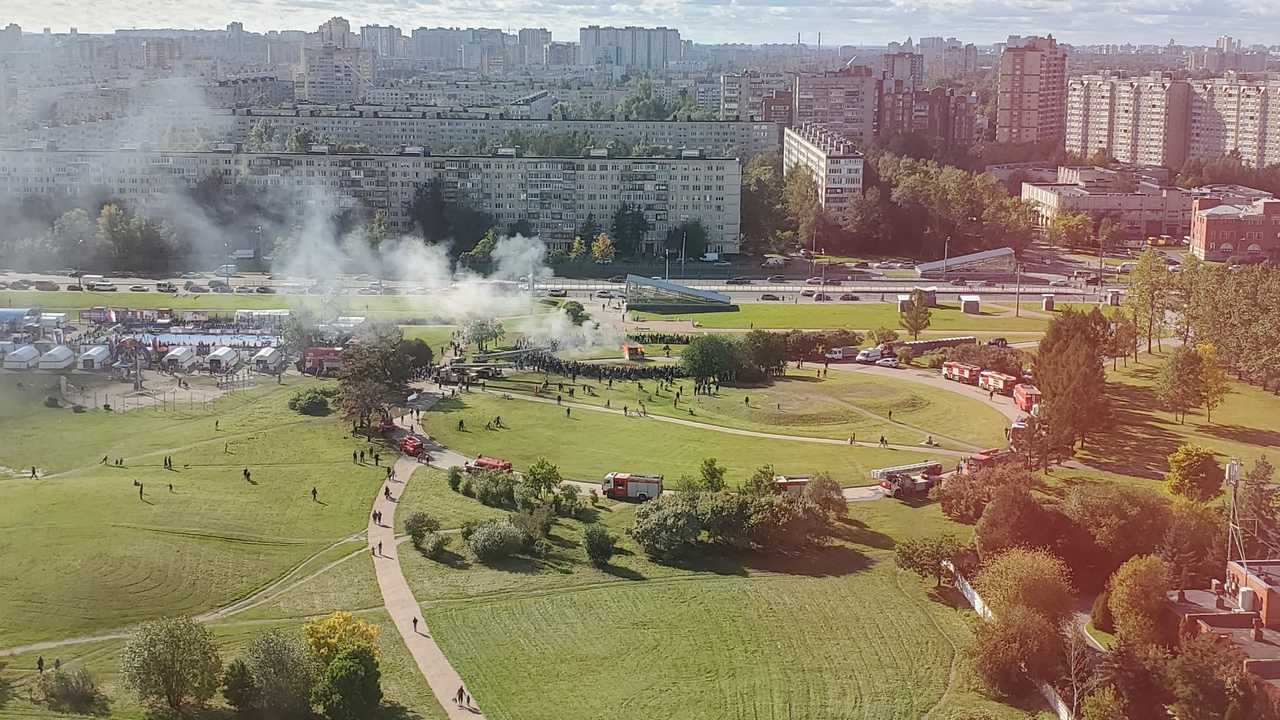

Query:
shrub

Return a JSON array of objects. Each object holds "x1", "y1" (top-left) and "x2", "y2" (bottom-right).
[
  {"x1": 404, "y1": 511, "x2": 441, "y2": 549},
  {"x1": 419, "y1": 531, "x2": 451, "y2": 559},
  {"x1": 459, "y1": 476, "x2": 475, "y2": 498},
  {"x1": 466, "y1": 520, "x2": 525, "y2": 563},
  {"x1": 630, "y1": 495, "x2": 701, "y2": 560},
  {"x1": 932, "y1": 465, "x2": 1031, "y2": 523},
  {"x1": 472, "y1": 470, "x2": 516, "y2": 507},
  {"x1": 120, "y1": 616, "x2": 222, "y2": 712},
  {"x1": 460, "y1": 520, "x2": 480, "y2": 543},
  {"x1": 695, "y1": 492, "x2": 758, "y2": 548},
  {"x1": 312, "y1": 644, "x2": 382, "y2": 720},
  {"x1": 965, "y1": 604, "x2": 1062, "y2": 697},
  {"x1": 1091, "y1": 587, "x2": 1115, "y2": 633},
  {"x1": 583, "y1": 524, "x2": 616, "y2": 566},
  {"x1": 221, "y1": 659, "x2": 258, "y2": 713},
  {"x1": 975, "y1": 547, "x2": 1076, "y2": 623},
  {"x1": 446, "y1": 466, "x2": 463, "y2": 491},
  {"x1": 555, "y1": 483, "x2": 582, "y2": 517},
  {"x1": 288, "y1": 388, "x2": 331, "y2": 416},
  {"x1": 44, "y1": 395, "x2": 60, "y2": 408},
  {"x1": 920, "y1": 350, "x2": 946, "y2": 369},
  {"x1": 1108, "y1": 555, "x2": 1172, "y2": 646},
  {"x1": 244, "y1": 628, "x2": 316, "y2": 720},
  {"x1": 895, "y1": 346, "x2": 915, "y2": 364},
  {"x1": 35, "y1": 668, "x2": 105, "y2": 714},
  {"x1": 588, "y1": 488, "x2": 599, "y2": 507},
  {"x1": 509, "y1": 505, "x2": 554, "y2": 546},
  {"x1": 801, "y1": 471, "x2": 845, "y2": 518},
  {"x1": 751, "y1": 494, "x2": 827, "y2": 549}
]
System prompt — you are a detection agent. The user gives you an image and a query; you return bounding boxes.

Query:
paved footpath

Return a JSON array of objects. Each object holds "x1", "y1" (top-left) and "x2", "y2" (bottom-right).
[{"x1": 369, "y1": 433, "x2": 484, "y2": 719}]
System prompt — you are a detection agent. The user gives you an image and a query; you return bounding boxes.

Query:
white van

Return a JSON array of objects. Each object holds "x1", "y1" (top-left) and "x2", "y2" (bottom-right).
[
  {"x1": 214, "y1": 264, "x2": 238, "y2": 276},
  {"x1": 855, "y1": 347, "x2": 883, "y2": 363}
]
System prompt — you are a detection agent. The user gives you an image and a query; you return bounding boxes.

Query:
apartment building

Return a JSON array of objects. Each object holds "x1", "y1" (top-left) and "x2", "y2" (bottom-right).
[
  {"x1": 1191, "y1": 196, "x2": 1280, "y2": 261},
  {"x1": 1065, "y1": 73, "x2": 1191, "y2": 168},
  {"x1": 720, "y1": 70, "x2": 792, "y2": 120},
  {"x1": 1021, "y1": 165, "x2": 1196, "y2": 240},
  {"x1": 1188, "y1": 74, "x2": 1280, "y2": 167},
  {"x1": 517, "y1": 28, "x2": 552, "y2": 66},
  {"x1": 793, "y1": 66, "x2": 879, "y2": 146},
  {"x1": 359, "y1": 25, "x2": 403, "y2": 58},
  {"x1": 295, "y1": 45, "x2": 375, "y2": 104},
  {"x1": 995, "y1": 35, "x2": 1067, "y2": 144},
  {"x1": 0, "y1": 146, "x2": 741, "y2": 254},
  {"x1": 878, "y1": 86, "x2": 977, "y2": 151},
  {"x1": 578, "y1": 26, "x2": 681, "y2": 70},
  {"x1": 782, "y1": 123, "x2": 864, "y2": 211}
]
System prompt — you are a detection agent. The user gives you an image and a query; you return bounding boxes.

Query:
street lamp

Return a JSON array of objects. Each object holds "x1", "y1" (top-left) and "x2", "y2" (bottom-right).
[{"x1": 942, "y1": 236, "x2": 951, "y2": 279}]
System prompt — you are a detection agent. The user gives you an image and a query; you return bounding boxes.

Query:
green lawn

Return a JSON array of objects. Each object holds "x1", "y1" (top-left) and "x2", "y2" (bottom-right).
[
  {"x1": 484, "y1": 367, "x2": 1009, "y2": 450},
  {"x1": 633, "y1": 302, "x2": 1051, "y2": 332},
  {"x1": 0, "y1": 377, "x2": 389, "y2": 647},
  {"x1": 424, "y1": 391, "x2": 947, "y2": 487},
  {"x1": 396, "y1": 467, "x2": 1048, "y2": 720}
]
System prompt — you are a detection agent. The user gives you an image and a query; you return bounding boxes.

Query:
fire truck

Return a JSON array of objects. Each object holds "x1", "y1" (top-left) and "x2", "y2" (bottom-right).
[
  {"x1": 962, "y1": 448, "x2": 1019, "y2": 475},
  {"x1": 978, "y1": 370, "x2": 1019, "y2": 395},
  {"x1": 942, "y1": 361, "x2": 982, "y2": 384},
  {"x1": 465, "y1": 456, "x2": 513, "y2": 473},
  {"x1": 601, "y1": 472, "x2": 663, "y2": 501},
  {"x1": 772, "y1": 475, "x2": 811, "y2": 495},
  {"x1": 1013, "y1": 384, "x2": 1042, "y2": 413}
]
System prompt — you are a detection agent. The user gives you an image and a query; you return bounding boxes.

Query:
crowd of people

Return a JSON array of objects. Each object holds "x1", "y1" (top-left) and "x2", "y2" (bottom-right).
[
  {"x1": 516, "y1": 350, "x2": 681, "y2": 383},
  {"x1": 626, "y1": 332, "x2": 690, "y2": 345}
]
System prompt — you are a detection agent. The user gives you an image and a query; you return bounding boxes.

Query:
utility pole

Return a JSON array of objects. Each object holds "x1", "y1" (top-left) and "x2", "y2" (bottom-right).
[
  {"x1": 1226, "y1": 459, "x2": 1248, "y2": 577},
  {"x1": 1014, "y1": 262, "x2": 1022, "y2": 318},
  {"x1": 942, "y1": 236, "x2": 950, "y2": 280}
]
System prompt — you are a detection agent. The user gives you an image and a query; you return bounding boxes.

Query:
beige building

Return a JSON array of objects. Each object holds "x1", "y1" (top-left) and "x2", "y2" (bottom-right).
[
  {"x1": 1065, "y1": 73, "x2": 1190, "y2": 168},
  {"x1": 0, "y1": 146, "x2": 741, "y2": 254},
  {"x1": 719, "y1": 70, "x2": 792, "y2": 121},
  {"x1": 295, "y1": 45, "x2": 375, "y2": 104},
  {"x1": 996, "y1": 35, "x2": 1067, "y2": 144},
  {"x1": 1021, "y1": 166, "x2": 1195, "y2": 240},
  {"x1": 1188, "y1": 74, "x2": 1280, "y2": 168},
  {"x1": 782, "y1": 123, "x2": 864, "y2": 211},
  {"x1": 793, "y1": 66, "x2": 879, "y2": 146}
]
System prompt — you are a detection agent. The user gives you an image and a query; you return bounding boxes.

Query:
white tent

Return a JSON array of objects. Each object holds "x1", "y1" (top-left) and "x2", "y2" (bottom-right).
[
  {"x1": 40, "y1": 313, "x2": 67, "y2": 328},
  {"x1": 3, "y1": 345, "x2": 40, "y2": 369},
  {"x1": 959, "y1": 295, "x2": 981, "y2": 314},
  {"x1": 79, "y1": 345, "x2": 111, "y2": 370},
  {"x1": 37, "y1": 345, "x2": 75, "y2": 370},
  {"x1": 163, "y1": 346, "x2": 197, "y2": 371},
  {"x1": 252, "y1": 346, "x2": 282, "y2": 371},
  {"x1": 207, "y1": 347, "x2": 239, "y2": 373}
]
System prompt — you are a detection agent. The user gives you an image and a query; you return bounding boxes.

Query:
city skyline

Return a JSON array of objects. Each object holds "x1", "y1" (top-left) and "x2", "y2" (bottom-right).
[{"x1": 5, "y1": 0, "x2": 1279, "y2": 47}]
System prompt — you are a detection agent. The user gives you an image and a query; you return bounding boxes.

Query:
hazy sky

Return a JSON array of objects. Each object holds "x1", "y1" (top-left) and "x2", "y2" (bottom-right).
[{"x1": 7, "y1": 0, "x2": 1278, "y2": 46}]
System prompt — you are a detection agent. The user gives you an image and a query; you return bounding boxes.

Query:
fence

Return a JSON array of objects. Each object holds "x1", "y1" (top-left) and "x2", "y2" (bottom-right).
[{"x1": 942, "y1": 561, "x2": 1076, "y2": 720}]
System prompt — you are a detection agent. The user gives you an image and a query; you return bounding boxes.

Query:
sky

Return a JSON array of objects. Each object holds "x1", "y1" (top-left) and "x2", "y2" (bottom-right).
[{"x1": 6, "y1": 0, "x2": 1280, "y2": 46}]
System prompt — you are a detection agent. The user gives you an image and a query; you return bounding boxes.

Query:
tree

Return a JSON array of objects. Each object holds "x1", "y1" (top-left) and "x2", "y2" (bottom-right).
[
  {"x1": 610, "y1": 204, "x2": 651, "y2": 257},
  {"x1": 801, "y1": 471, "x2": 846, "y2": 518},
  {"x1": 932, "y1": 465, "x2": 1032, "y2": 523},
  {"x1": 975, "y1": 547, "x2": 1076, "y2": 623},
  {"x1": 1034, "y1": 309, "x2": 1110, "y2": 449},
  {"x1": 1048, "y1": 211, "x2": 1093, "y2": 247},
  {"x1": 120, "y1": 617, "x2": 222, "y2": 712},
  {"x1": 836, "y1": 186, "x2": 892, "y2": 253},
  {"x1": 222, "y1": 659, "x2": 258, "y2": 713},
  {"x1": 1159, "y1": 499, "x2": 1224, "y2": 588},
  {"x1": 1241, "y1": 457, "x2": 1279, "y2": 555},
  {"x1": 286, "y1": 125, "x2": 316, "y2": 153},
  {"x1": 975, "y1": 484, "x2": 1061, "y2": 559},
  {"x1": 1156, "y1": 345, "x2": 1205, "y2": 423},
  {"x1": 1165, "y1": 444, "x2": 1223, "y2": 502},
  {"x1": 681, "y1": 334, "x2": 742, "y2": 387},
  {"x1": 870, "y1": 327, "x2": 900, "y2": 345},
  {"x1": 466, "y1": 520, "x2": 525, "y2": 562},
  {"x1": 1080, "y1": 686, "x2": 1126, "y2": 720},
  {"x1": 740, "y1": 330, "x2": 787, "y2": 377},
  {"x1": 245, "y1": 628, "x2": 316, "y2": 719},
  {"x1": 1105, "y1": 316, "x2": 1138, "y2": 370},
  {"x1": 740, "y1": 152, "x2": 789, "y2": 254},
  {"x1": 365, "y1": 209, "x2": 390, "y2": 251},
  {"x1": 966, "y1": 604, "x2": 1062, "y2": 697},
  {"x1": 1125, "y1": 248, "x2": 1171, "y2": 353},
  {"x1": 460, "y1": 229, "x2": 498, "y2": 264},
  {"x1": 1197, "y1": 343, "x2": 1229, "y2": 423},
  {"x1": 1060, "y1": 622, "x2": 1103, "y2": 716},
  {"x1": 898, "y1": 288, "x2": 932, "y2": 340},
  {"x1": 630, "y1": 495, "x2": 701, "y2": 559},
  {"x1": 579, "y1": 213, "x2": 601, "y2": 241},
  {"x1": 410, "y1": 180, "x2": 449, "y2": 242},
  {"x1": 583, "y1": 524, "x2": 616, "y2": 566},
  {"x1": 782, "y1": 166, "x2": 820, "y2": 246},
  {"x1": 338, "y1": 323, "x2": 411, "y2": 430},
  {"x1": 281, "y1": 306, "x2": 321, "y2": 357},
  {"x1": 303, "y1": 612, "x2": 380, "y2": 669},
  {"x1": 743, "y1": 464, "x2": 777, "y2": 499},
  {"x1": 1164, "y1": 633, "x2": 1256, "y2": 720},
  {"x1": 1061, "y1": 484, "x2": 1171, "y2": 582},
  {"x1": 895, "y1": 535, "x2": 965, "y2": 586},
  {"x1": 399, "y1": 338, "x2": 435, "y2": 371},
  {"x1": 51, "y1": 208, "x2": 101, "y2": 270},
  {"x1": 523, "y1": 457, "x2": 563, "y2": 500},
  {"x1": 562, "y1": 301, "x2": 588, "y2": 325},
  {"x1": 665, "y1": 219, "x2": 708, "y2": 259},
  {"x1": 698, "y1": 457, "x2": 727, "y2": 492},
  {"x1": 1107, "y1": 555, "x2": 1171, "y2": 647},
  {"x1": 312, "y1": 645, "x2": 382, "y2": 720},
  {"x1": 461, "y1": 318, "x2": 505, "y2": 352},
  {"x1": 404, "y1": 511, "x2": 441, "y2": 550},
  {"x1": 568, "y1": 235, "x2": 587, "y2": 261},
  {"x1": 590, "y1": 232, "x2": 616, "y2": 263}
]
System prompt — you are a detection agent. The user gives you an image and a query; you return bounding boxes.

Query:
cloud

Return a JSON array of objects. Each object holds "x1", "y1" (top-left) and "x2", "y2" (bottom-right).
[{"x1": 4, "y1": 0, "x2": 1270, "y2": 45}]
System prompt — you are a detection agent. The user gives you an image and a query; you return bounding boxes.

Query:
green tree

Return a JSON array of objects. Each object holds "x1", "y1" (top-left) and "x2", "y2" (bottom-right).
[
  {"x1": 782, "y1": 166, "x2": 821, "y2": 247},
  {"x1": 245, "y1": 628, "x2": 316, "y2": 720},
  {"x1": 1197, "y1": 343, "x2": 1229, "y2": 423},
  {"x1": 698, "y1": 457, "x2": 727, "y2": 492},
  {"x1": 312, "y1": 644, "x2": 382, "y2": 720},
  {"x1": 1080, "y1": 686, "x2": 1126, "y2": 720},
  {"x1": 1158, "y1": 499, "x2": 1223, "y2": 589},
  {"x1": 285, "y1": 125, "x2": 316, "y2": 153},
  {"x1": 579, "y1": 213, "x2": 601, "y2": 241},
  {"x1": 740, "y1": 152, "x2": 789, "y2": 254},
  {"x1": 681, "y1": 334, "x2": 741, "y2": 386},
  {"x1": 562, "y1": 301, "x2": 588, "y2": 325},
  {"x1": 898, "y1": 288, "x2": 932, "y2": 340},
  {"x1": 404, "y1": 511, "x2": 441, "y2": 550},
  {"x1": 590, "y1": 232, "x2": 616, "y2": 263},
  {"x1": 365, "y1": 209, "x2": 390, "y2": 251},
  {"x1": 966, "y1": 604, "x2": 1063, "y2": 697},
  {"x1": 1105, "y1": 315, "x2": 1139, "y2": 370},
  {"x1": 410, "y1": 179, "x2": 449, "y2": 242},
  {"x1": 568, "y1": 235, "x2": 587, "y2": 261},
  {"x1": 665, "y1": 219, "x2": 708, "y2": 259},
  {"x1": 610, "y1": 204, "x2": 651, "y2": 257},
  {"x1": 895, "y1": 535, "x2": 965, "y2": 586},
  {"x1": 740, "y1": 329, "x2": 787, "y2": 377},
  {"x1": 1165, "y1": 444, "x2": 1223, "y2": 502},
  {"x1": 1048, "y1": 211, "x2": 1093, "y2": 247},
  {"x1": 1163, "y1": 634, "x2": 1260, "y2": 720},
  {"x1": 1034, "y1": 309, "x2": 1110, "y2": 449},
  {"x1": 303, "y1": 612, "x2": 380, "y2": 669},
  {"x1": 630, "y1": 495, "x2": 701, "y2": 559},
  {"x1": 1125, "y1": 248, "x2": 1171, "y2": 354},
  {"x1": 583, "y1": 524, "x2": 616, "y2": 566},
  {"x1": 222, "y1": 659, "x2": 258, "y2": 713},
  {"x1": 338, "y1": 323, "x2": 411, "y2": 430},
  {"x1": 523, "y1": 457, "x2": 563, "y2": 500},
  {"x1": 461, "y1": 318, "x2": 505, "y2": 352},
  {"x1": 120, "y1": 617, "x2": 222, "y2": 712},
  {"x1": 1239, "y1": 457, "x2": 1278, "y2": 556},
  {"x1": 976, "y1": 547, "x2": 1076, "y2": 623},
  {"x1": 281, "y1": 306, "x2": 321, "y2": 357},
  {"x1": 51, "y1": 208, "x2": 101, "y2": 270},
  {"x1": 870, "y1": 327, "x2": 900, "y2": 345},
  {"x1": 801, "y1": 471, "x2": 846, "y2": 518},
  {"x1": 1156, "y1": 345, "x2": 1205, "y2": 423},
  {"x1": 1107, "y1": 555, "x2": 1171, "y2": 647},
  {"x1": 743, "y1": 464, "x2": 777, "y2": 499}
]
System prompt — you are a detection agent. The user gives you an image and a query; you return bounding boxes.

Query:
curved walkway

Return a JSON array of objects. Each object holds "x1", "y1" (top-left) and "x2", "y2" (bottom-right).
[{"x1": 370, "y1": 438, "x2": 484, "y2": 719}]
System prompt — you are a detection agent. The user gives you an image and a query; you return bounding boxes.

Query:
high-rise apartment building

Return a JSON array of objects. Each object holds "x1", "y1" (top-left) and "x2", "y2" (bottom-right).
[
  {"x1": 882, "y1": 52, "x2": 924, "y2": 91},
  {"x1": 995, "y1": 35, "x2": 1067, "y2": 144},
  {"x1": 544, "y1": 41, "x2": 577, "y2": 66},
  {"x1": 578, "y1": 26, "x2": 681, "y2": 70},
  {"x1": 518, "y1": 28, "x2": 552, "y2": 65},
  {"x1": 782, "y1": 123, "x2": 864, "y2": 212},
  {"x1": 793, "y1": 66, "x2": 879, "y2": 146},
  {"x1": 1188, "y1": 74, "x2": 1280, "y2": 167},
  {"x1": 315, "y1": 17, "x2": 358, "y2": 49},
  {"x1": 720, "y1": 70, "x2": 792, "y2": 121},
  {"x1": 295, "y1": 45, "x2": 374, "y2": 104},
  {"x1": 360, "y1": 25, "x2": 402, "y2": 58},
  {"x1": 878, "y1": 86, "x2": 977, "y2": 151},
  {"x1": 1065, "y1": 73, "x2": 1191, "y2": 168}
]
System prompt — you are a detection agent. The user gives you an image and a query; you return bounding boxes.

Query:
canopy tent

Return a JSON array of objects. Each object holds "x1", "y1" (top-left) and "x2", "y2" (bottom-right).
[
  {"x1": 3, "y1": 345, "x2": 40, "y2": 369},
  {"x1": 207, "y1": 347, "x2": 239, "y2": 373},
  {"x1": 163, "y1": 346, "x2": 197, "y2": 371},
  {"x1": 79, "y1": 345, "x2": 111, "y2": 370},
  {"x1": 37, "y1": 345, "x2": 75, "y2": 370},
  {"x1": 252, "y1": 346, "x2": 282, "y2": 370}
]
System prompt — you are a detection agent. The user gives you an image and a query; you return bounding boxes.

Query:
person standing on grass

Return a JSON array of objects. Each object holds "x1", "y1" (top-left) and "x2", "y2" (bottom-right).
[
  {"x1": 311, "y1": 487, "x2": 318, "y2": 502},
  {"x1": 360, "y1": 450, "x2": 365, "y2": 463},
  {"x1": 353, "y1": 450, "x2": 358, "y2": 464},
  {"x1": 138, "y1": 482, "x2": 144, "y2": 500},
  {"x1": 30, "y1": 466, "x2": 37, "y2": 479},
  {"x1": 37, "y1": 656, "x2": 44, "y2": 674}
]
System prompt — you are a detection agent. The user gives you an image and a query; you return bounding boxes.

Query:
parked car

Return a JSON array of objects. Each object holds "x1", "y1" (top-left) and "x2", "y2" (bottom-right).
[
  {"x1": 548, "y1": 288, "x2": 568, "y2": 297},
  {"x1": 725, "y1": 277, "x2": 752, "y2": 285},
  {"x1": 596, "y1": 290, "x2": 615, "y2": 298},
  {"x1": 800, "y1": 289, "x2": 816, "y2": 297},
  {"x1": 88, "y1": 282, "x2": 117, "y2": 291},
  {"x1": 760, "y1": 293, "x2": 782, "y2": 301},
  {"x1": 188, "y1": 284, "x2": 209, "y2": 293},
  {"x1": 607, "y1": 275, "x2": 625, "y2": 283},
  {"x1": 180, "y1": 271, "x2": 202, "y2": 279},
  {"x1": 254, "y1": 286, "x2": 276, "y2": 294},
  {"x1": 34, "y1": 280, "x2": 60, "y2": 291},
  {"x1": 236, "y1": 286, "x2": 257, "y2": 294},
  {"x1": 1049, "y1": 279, "x2": 1070, "y2": 287},
  {"x1": 212, "y1": 285, "x2": 231, "y2": 293},
  {"x1": 129, "y1": 284, "x2": 149, "y2": 292},
  {"x1": 594, "y1": 259, "x2": 613, "y2": 265},
  {"x1": 814, "y1": 293, "x2": 832, "y2": 301},
  {"x1": 838, "y1": 293, "x2": 859, "y2": 301},
  {"x1": 357, "y1": 287, "x2": 379, "y2": 295},
  {"x1": 853, "y1": 261, "x2": 870, "y2": 269},
  {"x1": 948, "y1": 278, "x2": 968, "y2": 287},
  {"x1": 65, "y1": 284, "x2": 82, "y2": 291},
  {"x1": 766, "y1": 274, "x2": 786, "y2": 282},
  {"x1": 875, "y1": 358, "x2": 902, "y2": 369},
  {"x1": 156, "y1": 282, "x2": 177, "y2": 293},
  {"x1": 0, "y1": 281, "x2": 9, "y2": 289},
  {"x1": 9, "y1": 279, "x2": 31, "y2": 289},
  {"x1": 1084, "y1": 276, "x2": 1102, "y2": 285},
  {"x1": 208, "y1": 277, "x2": 229, "y2": 288},
  {"x1": 805, "y1": 277, "x2": 825, "y2": 285},
  {"x1": 971, "y1": 280, "x2": 990, "y2": 288}
]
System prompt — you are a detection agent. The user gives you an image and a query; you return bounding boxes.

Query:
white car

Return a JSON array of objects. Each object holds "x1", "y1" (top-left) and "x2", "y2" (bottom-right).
[
  {"x1": 875, "y1": 358, "x2": 902, "y2": 369},
  {"x1": 1049, "y1": 279, "x2": 1070, "y2": 287}
]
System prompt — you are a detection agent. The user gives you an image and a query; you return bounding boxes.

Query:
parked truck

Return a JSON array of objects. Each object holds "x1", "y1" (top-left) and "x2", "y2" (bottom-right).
[
  {"x1": 824, "y1": 346, "x2": 861, "y2": 362},
  {"x1": 1013, "y1": 383, "x2": 1042, "y2": 413},
  {"x1": 942, "y1": 361, "x2": 982, "y2": 384},
  {"x1": 601, "y1": 472, "x2": 663, "y2": 501},
  {"x1": 465, "y1": 456, "x2": 513, "y2": 473},
  {"x1": 978, "y1": 370, "x2": 1019, "y2": 395},
  {"x1": 962, "y1": 448, "x2": 1019, "y2": 475}
]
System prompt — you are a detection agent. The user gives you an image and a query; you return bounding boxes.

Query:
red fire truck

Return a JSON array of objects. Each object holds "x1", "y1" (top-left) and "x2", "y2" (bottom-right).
[
  {"x1": 963, "y1": 448, "x2": 1018, "y2": 475},
  {"x1": 942, "y1": 361, "x2": 982, "y2": 384},
  {"x1": 398, "y1": 435, "x2": 424, "y2": 456},
  {"x1": 978, "y1": 370, "x2": 1019, "y2": 395},
  {"x1": 601, "y1": 472, "x2": 663, "y2": 501},
  {"x1": 465, "y1": 456, "x2": 513, "y2": 473},
  {"x1": 302, "y1": 347, "x2": 344, "y2": 376},
  {"x1": 1013, "y1": 384, "x2": 1042, "y2": 413}
]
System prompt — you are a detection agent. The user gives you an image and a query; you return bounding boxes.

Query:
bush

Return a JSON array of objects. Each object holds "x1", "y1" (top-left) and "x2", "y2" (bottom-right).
[
  {"x1": 920, "y1": 351, "x2": 946, "y2": 369},
  {"x1": 44, "y1": 395, "x2": 60, "y2": 408},
  {"x1": 583, "y1": 524, "x2": 616, "y2": 566},
  {"x1": 975, "y1": 547, "x2": 1076, "y2": 623},
  {"x1": 419, "y1": 531, "x2": 451, "y2": 559},
  {"x1": 965, "y1": 604, "x2": 1062, "y2": 697},
  {"x1": 244, "y1": 628, "x2": 316, "y2": 720},
  {"x1": 222, "y1": 659, "x2": 258, "y2": 713},
  {"x1": 404, "y1": 511, "x2": 441, "y2": 549},
  {"x1": 472, "y1": 470, "x2": 516, "y2": 507},
  {"x1": 1091, "y1": 587, "x2": 1115, "y2": 633},
  {"x1": 509, "y1": 505, "x2": 554, "y2": 546},
  {"x1": 120, "y1": 616, "x2": 223, "y2": 712},
  {"x1": 801, "y1": 471, "x2": 846, "y2": 518},
  {"x1": 446, "y1": 466, "x2": 463, "y2": 491},
  {"x1": 895, "y1": 346, "x2": 915, "y2": 364},
  {"x1": 35, "y1": 668, "x2": 105, "y2": 714},
  {"x1": 932, "y1": 465, "x2": 1031, "y2": 523},
  {"x1": 630, "y1": 495, "x2": 701, "y2": 560},
  {"x1": 588, "y1": 488, "x2": 599, "y2": 507},
  {"x1": 466, "y1": 520, "x2": 525, "y2": 563},
  {"x1": 459, "y1": 476, "x2": 475, "y2": 498},
  {"x1": 312, "y1": 644, "x2": 382, "y2": 720},
  {"x1": 555, "y1": 483, "x2": 582, "y2": 517},
  {"x1": 288, "y1": 388, "x2": 331, "y2": 416}
]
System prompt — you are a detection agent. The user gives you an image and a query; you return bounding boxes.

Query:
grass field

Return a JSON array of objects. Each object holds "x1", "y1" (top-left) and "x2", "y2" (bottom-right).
[
  {"x1": 425, "y1": 391, "x2": 947, "y2": 487},
  {"x1": 633, "y1": 302, "x2": 1051, "y2": 332},
  {"x1": 395, "y1": 467, "x2": 1049, "y2": 720},
  {"x1": 483, "y1": 367, "x2": 1009, "y2": 450},
  {"x1": 0, "y1": 376, "x2": 388, "y2": 647}
]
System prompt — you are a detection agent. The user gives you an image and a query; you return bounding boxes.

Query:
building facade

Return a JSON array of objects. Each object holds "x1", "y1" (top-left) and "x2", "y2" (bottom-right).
[
  {"x1": 295, "y1": 45, "x2": 375, "y2": 104},
  {"x1": 719, "y1": 70, "x2": 792, "y2": 121},
  {"x1": 793, "y1": 66, "x2": 879, "y2": 146},
  {"x1": 1191, "y1": 196, "x2": 1280, "y2": 261},
  {"x1": 0, "y1": 146, "x2": 741, "y2": 254},
  {"x1": 878, "y1": 85, "x2": 977, "y2": 151},
  {"x1": 782, "y1": 123, "x2": 864, "y2": 211},
  {"x1": 1065, "y1": 73, "x2": 1191, "y2": 168},
  {"x1": 1188, "y1": 74, "x2": 1280, "y2": 168},
  {"x1": 578, "y1": 26, "x2": 681, "y2": 70},
  {"x1": 1021, "y1": 166, "x2": 1197, "y2": 241},
  {"x1": 995, "y1": 35, "x2": 1067, "y2": 144}
]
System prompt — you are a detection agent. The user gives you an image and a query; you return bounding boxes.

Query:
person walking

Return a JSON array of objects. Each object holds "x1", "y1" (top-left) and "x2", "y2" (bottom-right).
[
  {"x1": 37, "y1": 656, "x2": 44, "y2": 674},
  {"x1": 374, "y1": 453, "x2": 380, "y2": 466},
  {"x1": 412, "y1": 617, "x2": 419, "y2": 633},
  {"x1": 311, "y1": 487, "x2": 318, "y2": 502},
  {"x1": 215, "y1": 420, "x2": 219, "y2": 431},
  {"x1": 455, "y1": 686, "x2": 464, "y2": 705},
  {"x1": 377, "y1": 541, "x2": 382, "y2": 556},
  {"x1": 565, "y1": 407, "x2": 571, "y2": 418},
  {"x1": 30, "y1": 466, "x2": 37, "y2": 479},
  {"x1": 353, "y1": 450, "x2": 358, "y2": 464},
  {"x1": 359, "y1": 450, "x2": 365, "y2": 463},
  {"x1": 138, "y1": 482, "x2": 144, "y2": 500}
]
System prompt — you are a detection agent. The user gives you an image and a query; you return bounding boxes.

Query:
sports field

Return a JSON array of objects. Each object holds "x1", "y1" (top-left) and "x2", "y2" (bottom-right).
[{"x1": 632, "y1": 302, "x2": 1052, "y2": 332}]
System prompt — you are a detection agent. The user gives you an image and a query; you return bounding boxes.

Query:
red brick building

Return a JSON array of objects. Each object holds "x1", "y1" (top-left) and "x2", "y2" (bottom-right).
[{"x1": 1191, "y1": 197, "x2": 1280, "y2": 262}]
